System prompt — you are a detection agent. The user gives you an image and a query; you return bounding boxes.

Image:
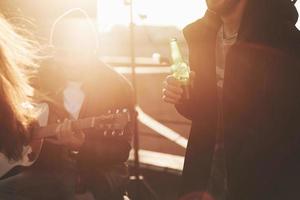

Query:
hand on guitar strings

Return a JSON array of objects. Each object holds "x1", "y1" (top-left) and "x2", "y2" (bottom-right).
[{"x1": 46, "y1": 119, "x2": 85, "y2": 150}]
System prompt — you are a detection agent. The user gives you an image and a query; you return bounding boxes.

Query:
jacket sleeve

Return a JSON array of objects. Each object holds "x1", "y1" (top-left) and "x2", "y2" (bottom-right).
[
  {"x1": 175, "y1": 99, "x2": 194, "y2": 120},
  {"x1": 78, "y1": 71, "x2": 134, "y2": 166}
]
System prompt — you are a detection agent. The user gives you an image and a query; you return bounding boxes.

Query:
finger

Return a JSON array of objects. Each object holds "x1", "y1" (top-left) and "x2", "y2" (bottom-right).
[
  {"x1": 55, "y1": 123, "x2": 62, "y2": 133},
  {"x1": 55, "y1": 123, "x2": 63, "y2": 140},
  {"x1": 162, "y1": 89, "x2": 182, "y2": 101},
  {"x1": 162, "y1": 95, "x2": 180, "y2": 104},
  {"x1": 163, "y1": 96, "x2": 179, "y2": 104},
  {"x1": 67, "y1": 119, "x2": 72, "y2": 133},
  {"x1": 62, "y1": 119, "x2": 73, "y2": 136},
  {"x1": 61, "y1": 119, "x2": 69, "y2": 133},
  {"x1": 164, "y1": 83, "x2": 183, "y2": 94},
  {"x1": 57, "y1": 119, "x2": 72, "y2": 141},
  {"x1": 166, "y1": 75, "x2": 181, "y2": 87}
]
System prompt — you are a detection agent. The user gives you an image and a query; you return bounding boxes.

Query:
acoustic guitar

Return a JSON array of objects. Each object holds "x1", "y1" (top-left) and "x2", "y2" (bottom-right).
[{"x1": 0, "y1": 109, "x2": 130, "y2": 179}]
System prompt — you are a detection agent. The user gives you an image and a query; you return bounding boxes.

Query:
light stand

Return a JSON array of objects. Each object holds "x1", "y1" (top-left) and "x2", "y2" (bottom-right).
[
  {"x1": 128, "y1": 0, "x2": 141, "y2": 199},
  {"x1": 125, "y1": 0, "x2": 158, "y2": 199}
]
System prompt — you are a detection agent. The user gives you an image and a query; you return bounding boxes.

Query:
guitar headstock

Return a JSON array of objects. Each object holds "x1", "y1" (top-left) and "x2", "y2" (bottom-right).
[{"x1": 91, "y1": 109, "x2": 131, "y2": 137}]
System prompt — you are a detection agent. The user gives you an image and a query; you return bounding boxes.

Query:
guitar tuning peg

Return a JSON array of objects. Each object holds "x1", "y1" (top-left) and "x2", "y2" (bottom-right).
[
  {"x1": 119, "y1": 131, "x2": 124, "y2": 136},
  {"x1": 107, "y1": 110, "x2": 112, "y2": 114},
  {"x1": 103, "y1": 130, "x2": 108, "y2": 136},
  {"x1": 115, "y1": 109, "x2": 120, "y2": 114},
  {"x1": 112, "y1": 131, "x2": 116, "y2": 136}
]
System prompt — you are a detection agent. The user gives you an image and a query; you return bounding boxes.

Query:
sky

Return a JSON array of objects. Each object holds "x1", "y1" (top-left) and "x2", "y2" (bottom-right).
[{"x1": 98, "y1": 0, "x2": 300, "y2": 31}]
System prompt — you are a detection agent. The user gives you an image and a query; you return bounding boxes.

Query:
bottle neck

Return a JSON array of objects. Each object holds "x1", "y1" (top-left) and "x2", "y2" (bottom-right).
[{"x1": 170, "y1": 41, "x2": 184, "y2": 64}]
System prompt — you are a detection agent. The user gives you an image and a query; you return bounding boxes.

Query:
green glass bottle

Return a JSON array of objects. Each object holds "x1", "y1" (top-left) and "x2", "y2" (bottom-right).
[{"x1": 170, "y1": 38, "x2": 190, "y2": 99}]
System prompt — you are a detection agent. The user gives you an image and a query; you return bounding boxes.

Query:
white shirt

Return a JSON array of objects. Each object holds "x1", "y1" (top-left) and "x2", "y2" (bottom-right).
[{"x1": 63, "y1": 81, "x2": 85, "y2": 120}]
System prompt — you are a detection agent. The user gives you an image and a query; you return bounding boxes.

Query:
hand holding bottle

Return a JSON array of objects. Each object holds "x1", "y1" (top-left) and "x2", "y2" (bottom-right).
[
  {"x1": 163, "y1": 38, "x2": 195, "y2": 104},
  {"x1": 162, "y1": 71, "x2": 195, "y2": 105}
]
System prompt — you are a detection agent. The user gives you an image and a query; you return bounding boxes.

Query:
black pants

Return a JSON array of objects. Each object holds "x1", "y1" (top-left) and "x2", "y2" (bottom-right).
[
  {"x1": 81, "y1": 165, "x2": 129, "y2": 200},
  {"x1": 0, "y1": 169, "x2": 76, "y2": 200},
  {"x1": 0, "y1": 167, "x2": 127, "y2": 200}
]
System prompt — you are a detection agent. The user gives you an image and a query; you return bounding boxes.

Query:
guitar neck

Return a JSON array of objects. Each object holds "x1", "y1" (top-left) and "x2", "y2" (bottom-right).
[
  {"x1": 32, "y1": 117, "x2": 95, "y2": 139},
  {"x1": 32, "y1": 110, "x2": 129, "y2": 140}
]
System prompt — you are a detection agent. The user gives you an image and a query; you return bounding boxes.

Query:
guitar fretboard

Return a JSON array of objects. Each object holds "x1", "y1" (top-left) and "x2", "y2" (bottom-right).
[{"x1": 32, "y1": 112, "x2": 128, "y2": 139}]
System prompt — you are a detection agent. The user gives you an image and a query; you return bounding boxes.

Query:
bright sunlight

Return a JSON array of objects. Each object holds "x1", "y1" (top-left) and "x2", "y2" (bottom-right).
[{"x1": 98, "y1": 0, "x2": 300, "y2": 31}]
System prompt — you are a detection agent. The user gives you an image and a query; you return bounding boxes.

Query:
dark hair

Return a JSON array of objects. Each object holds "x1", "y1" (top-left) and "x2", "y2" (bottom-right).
[
  {"x1": 260, "y1": 0, "x2": 299, "y2": 25},
  {"x1": 239, "y1": 0, "x2": 299, "y2": 41},
  {"x1": 277, "y1": 0, "x2": 298, "y2": 24}
]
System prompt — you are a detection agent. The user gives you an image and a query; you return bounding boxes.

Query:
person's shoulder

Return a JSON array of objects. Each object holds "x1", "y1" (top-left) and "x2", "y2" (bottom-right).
[
  {"x1": 92, "y1": 60, "x2": 134, "y2": 103},
  {"x1": 93, "y1": 59, "x2": 133, "y2": 90},
  {"x1": 183, "y1": 18, "x2": 204, "y2": 36},
  {"x1": 183, "y1": 10, "x2": 221, "y2": 43}
]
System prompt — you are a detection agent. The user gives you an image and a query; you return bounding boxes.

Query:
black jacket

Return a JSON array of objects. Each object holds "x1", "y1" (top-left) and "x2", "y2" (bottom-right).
[
  {"x1": 33, "y1": 59, "x2": 134, "y2": 195},
  {"x1": 177, "y1": 2, "x2": 300, "y2": 200}
]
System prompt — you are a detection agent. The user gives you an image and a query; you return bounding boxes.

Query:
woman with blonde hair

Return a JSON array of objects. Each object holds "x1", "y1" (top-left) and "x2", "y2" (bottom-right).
[
  {"x1": 0, "y1": 14, "x2": 38, "y2": 165},
  {"x1": 0, "y1": 15, "x2": 75, "y2": 200}
]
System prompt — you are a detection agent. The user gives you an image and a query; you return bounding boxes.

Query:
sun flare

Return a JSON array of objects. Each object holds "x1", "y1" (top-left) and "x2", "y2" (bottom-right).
[
  {"x1": 98, "y1": 0, "x2": 300, "y2": 31},
  {"x1": 97, "y1": 0, "x2": 207, "y2": 31}
]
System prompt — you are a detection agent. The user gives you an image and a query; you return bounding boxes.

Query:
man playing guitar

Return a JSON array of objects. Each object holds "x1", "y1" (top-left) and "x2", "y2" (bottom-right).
[{"x1": 0, "y1": 8, "x2": 134, "y2": 200}]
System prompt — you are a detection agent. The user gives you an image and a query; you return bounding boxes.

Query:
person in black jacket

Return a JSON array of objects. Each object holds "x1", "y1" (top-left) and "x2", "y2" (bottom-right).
[
  {"x1": 0, "y1": 8, "x2": 133, "y2": 200},
  {"x1": 36, "y1": 8, "x2": 134, "y2": 200},
  {"x1": 163, "y1": 0, "x2": 300, "y2": 200}
]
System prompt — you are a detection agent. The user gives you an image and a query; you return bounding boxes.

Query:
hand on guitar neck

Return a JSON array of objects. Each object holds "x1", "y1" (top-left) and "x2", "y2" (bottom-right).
[{"x1": 47, "y1": 119, "x2": 85, "y2": 150}]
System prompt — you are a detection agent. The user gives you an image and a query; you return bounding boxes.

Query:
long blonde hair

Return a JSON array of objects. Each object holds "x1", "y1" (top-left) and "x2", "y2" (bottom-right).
[{"x1": 0, "y1": 15, "x2": 39, "y2": 160}]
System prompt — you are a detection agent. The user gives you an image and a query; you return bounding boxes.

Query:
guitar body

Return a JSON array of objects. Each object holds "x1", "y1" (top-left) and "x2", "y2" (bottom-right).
[
  {"x1": 0, "y1": 139, "x2": 43, "y2": 179},
  {"x1": 0, "y1": 110, "x2": 130, "y2": 179}
]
